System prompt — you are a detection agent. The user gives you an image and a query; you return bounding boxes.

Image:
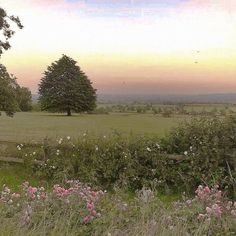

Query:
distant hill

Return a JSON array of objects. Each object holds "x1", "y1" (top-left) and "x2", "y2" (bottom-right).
[
  {"x1": 97, "y1": 93, "x2": 236, "y2": 104},
  {"x1": 32, "y1": 93, "x2": 236, "y2": 104}
]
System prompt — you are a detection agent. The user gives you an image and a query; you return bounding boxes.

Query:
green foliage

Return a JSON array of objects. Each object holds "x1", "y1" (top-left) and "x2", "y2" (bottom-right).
[
  {"x1": 162, "y1": 116, "x2": 236, "y2": 194},
  {"x1": 31, "y1": 102, "x2": 41, "y2": 112},
  {"x1": 15, "y1": 116, "x2": 234, "y2": 196},
  {"x1": 0, "y1": 64, "x2": 18, "y2": 116},
  {"x1": 0, "y1": 64, "x2": 32, "y2": 116},
  {"x1": 16, "y1": 86, "x2": 32, "y2": 111},
  {"x1": 39, "y1": 55, "x2": 97, "y2": 116},
  {"x1": 0, "y1": 7, "x2": 23, "y2": 56}
]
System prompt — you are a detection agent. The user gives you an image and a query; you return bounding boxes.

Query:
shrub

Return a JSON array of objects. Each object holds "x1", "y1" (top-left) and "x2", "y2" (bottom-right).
[
  {"x1": 161, "y1": 116, "x2": 236, "y2": 195},
  {"x1": 16, "y1": 116, "x2": 236, "y2": 195}
]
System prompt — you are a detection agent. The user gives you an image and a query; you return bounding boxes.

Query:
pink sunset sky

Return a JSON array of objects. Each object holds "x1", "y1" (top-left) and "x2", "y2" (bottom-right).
[{"x1": 1, "y1": 0, "x2": 236, "y2": 94}]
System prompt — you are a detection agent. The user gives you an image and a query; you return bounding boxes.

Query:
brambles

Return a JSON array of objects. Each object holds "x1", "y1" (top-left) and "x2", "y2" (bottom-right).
[{"x1": 16, "y1": 115, "x2": 236, "y2": 195}]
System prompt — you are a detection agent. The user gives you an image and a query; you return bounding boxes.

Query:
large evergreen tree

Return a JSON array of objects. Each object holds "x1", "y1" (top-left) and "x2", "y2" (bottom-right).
[{"x1": 38, "y1": 55, "x2": 97, "y2": 116}]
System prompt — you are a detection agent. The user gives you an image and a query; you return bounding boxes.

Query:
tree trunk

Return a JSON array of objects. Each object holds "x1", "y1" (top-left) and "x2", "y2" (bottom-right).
[{"x1": 67, "y1": 108, "x2": 71, "y2": 116}]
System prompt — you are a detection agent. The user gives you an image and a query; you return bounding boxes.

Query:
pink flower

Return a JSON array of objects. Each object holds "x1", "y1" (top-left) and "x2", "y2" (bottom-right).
[
  {"x1": 87, "y1": 202, "x2": 94, "y2": 211},
  {"x1": 28, "y1": 186, "x2": 37, "y2": 194},
  {"x1": 203, "y1": 186, "x2": 210, "y2": 194},
  {"x1": 91, "y1": 210, "x2": 97, "y2": 216},
  {"x1": 83, "y1": 215, "x2": 92, "y2": 224}
]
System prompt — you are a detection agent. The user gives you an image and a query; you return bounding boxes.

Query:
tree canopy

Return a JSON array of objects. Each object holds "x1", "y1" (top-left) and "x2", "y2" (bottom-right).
[
  {"x1": 0, "y1": 64, "x2": 18, "y2": 116},
  {"x1": 38, "y1": 55, "x2": 97, "y2": 116},
  {"x1": 0, "y1": 64, "x2": 32, "y2": 116},
  {"x1": 0, "y1": 7, "x2": 23, "y2": 56},
  {"x1": 16, "y1": 86, "x2": 32, "y2": 111}
]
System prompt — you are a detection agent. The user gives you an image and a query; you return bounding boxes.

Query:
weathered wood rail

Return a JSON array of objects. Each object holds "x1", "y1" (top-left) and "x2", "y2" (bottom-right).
[{"x1": 0, "y1": 156, "x2": 43, "y2": 165}]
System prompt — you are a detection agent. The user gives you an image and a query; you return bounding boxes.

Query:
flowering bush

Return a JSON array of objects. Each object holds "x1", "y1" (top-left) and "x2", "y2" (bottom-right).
[
  {"x1": 0, "y1": 180, "x2": 104, "y2": 227},
  {"x1": 14, "y1": 116, "x2": 236, "y2": 195},
  {"x1": 195, "y1": 185, "x2": 236, "y2": 220}
]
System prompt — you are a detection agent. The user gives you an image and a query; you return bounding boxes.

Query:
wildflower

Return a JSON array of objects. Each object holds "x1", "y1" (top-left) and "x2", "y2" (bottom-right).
[
  {"x1": 56, "y1": 149, "x2": 60, "y2": 156},
  {"x1": 58, "y1": 138, "x2": 63, "y2": 144},
  {"x1": 67, "y1": 136, "x2": 71, "y2": 140},
  {"x1": 8, "y1": 199, "x2": 13, "y2": 204},
  {"x1": 184, "y1": 151, "x2": 188, "y2": 156},
  {"x1": 33, "y1": 152, "x2": 36, "y2": 155},
  {"x1": 186, "y1": 200, "x2": 192, "y2": 205},
  {"x1": 87, "y1": 202, "x2": 94, "y2": 211},
  {"x1": 197, "y1": 214, "x2": 206, "y2": 220},
  {"x1": 83, "y1": 215, "x2": 92, "y2": 224},
  {"x1": 12, "y1": 193, "x2": 20, "y2": 198},
  {"x1": 147, "y1": 147, "x2": 151, "y2": 152},
  {"x1": 206, "y1": 206, "x2": 212, "y2": 214},
  {"x1": 231, "y1": 210, "x2": 236, "y2": 217}
]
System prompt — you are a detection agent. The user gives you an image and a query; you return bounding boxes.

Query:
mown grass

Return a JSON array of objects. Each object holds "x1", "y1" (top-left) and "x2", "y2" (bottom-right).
[{"x1": 0, "y1": 112, "x2": 185, "y2": 142}]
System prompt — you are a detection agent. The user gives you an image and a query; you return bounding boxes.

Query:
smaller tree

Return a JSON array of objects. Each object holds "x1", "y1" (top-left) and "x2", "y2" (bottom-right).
[
  {"x1": 39, "y1": 55, "x2": 97, "y2": 116},
  {"x1": 0, "y1": 64, "x2": 18, "y2": 116},
  {"x1": 16, "y1": 86, "x2": 32, "y2": 111}
]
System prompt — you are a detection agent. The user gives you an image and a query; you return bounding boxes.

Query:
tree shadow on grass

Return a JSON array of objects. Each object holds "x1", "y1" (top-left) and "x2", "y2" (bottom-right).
[{"x1": 38, "y1": 113, "x2": 83, "y2": 118}]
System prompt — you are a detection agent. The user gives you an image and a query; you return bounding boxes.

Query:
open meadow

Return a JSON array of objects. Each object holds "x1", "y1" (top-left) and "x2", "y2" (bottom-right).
[{"x1": 0, "y1": 111, "x2": 186, "y2": 142}]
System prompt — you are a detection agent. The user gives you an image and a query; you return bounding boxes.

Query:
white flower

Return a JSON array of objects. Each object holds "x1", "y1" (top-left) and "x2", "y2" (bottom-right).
[
  {"x1": 184, "y1": 151, "x2": 188, "y2": 156},
  {"x1": 156, "y1": 143, "x2": 160, "y2": 149},
  {"x1": 147, "y1": 147, "x2": 151, "y2": 152},
  {"x1": 33, "y1": 152, "x2": 36, "y2": 155},
  {"x1": 8, "y1": 199, "x2": 13, "y2": 204},
  {"x1": 67, "y1": 136, "x2": 71, "y2": 140},
  {"x1": 58, "y1": 138, "x2": 63, "y2": 144}
]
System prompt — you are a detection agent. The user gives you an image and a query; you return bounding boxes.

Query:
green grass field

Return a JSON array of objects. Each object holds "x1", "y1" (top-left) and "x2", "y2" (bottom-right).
[{"x1": 0, "y1": 112, "x2": 186, "y2": 142}]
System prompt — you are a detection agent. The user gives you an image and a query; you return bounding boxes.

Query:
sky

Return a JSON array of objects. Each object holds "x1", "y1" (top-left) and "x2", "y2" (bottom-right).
[{"x1": 0, "y1": 0, "x2": 236, "y2": 94}]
